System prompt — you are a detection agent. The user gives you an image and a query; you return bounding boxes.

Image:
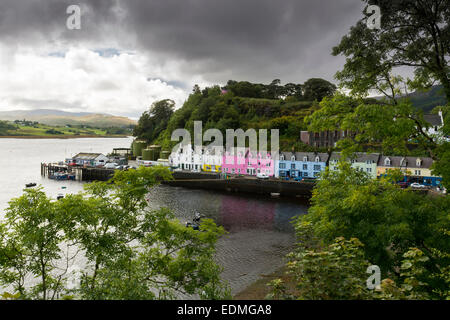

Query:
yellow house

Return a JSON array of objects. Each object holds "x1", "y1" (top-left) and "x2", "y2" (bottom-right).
[
  {"x1": 202, "y1": 164, "x2": 222, "y2": 172},
  {"x1": 377, "y1": 156, "x2": 442, "y2": 186},
  {"x1": 202, "y1": 147, "x2": 222, "y2": 172}
]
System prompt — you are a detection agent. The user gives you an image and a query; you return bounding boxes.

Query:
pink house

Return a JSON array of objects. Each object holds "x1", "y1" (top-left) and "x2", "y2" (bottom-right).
[{"x1": 221, "y1": 148, "x2": 274, "y2": 176}]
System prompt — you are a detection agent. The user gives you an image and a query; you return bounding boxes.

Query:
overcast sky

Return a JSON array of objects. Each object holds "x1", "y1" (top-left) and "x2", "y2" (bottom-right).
[{"x1": 0, "y1": 0, "x2": 366, "y2": 118}]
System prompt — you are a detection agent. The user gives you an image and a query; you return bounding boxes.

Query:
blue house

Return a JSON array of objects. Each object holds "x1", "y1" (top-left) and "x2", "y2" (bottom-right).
[{"x1": 275, "y1": 152, "x2": 329, "y2": 179}]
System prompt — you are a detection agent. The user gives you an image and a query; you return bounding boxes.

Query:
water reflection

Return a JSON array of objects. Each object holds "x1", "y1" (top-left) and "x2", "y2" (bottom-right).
[{"x1": 147, "y1": 185, "x2": 308, "y2": 233}]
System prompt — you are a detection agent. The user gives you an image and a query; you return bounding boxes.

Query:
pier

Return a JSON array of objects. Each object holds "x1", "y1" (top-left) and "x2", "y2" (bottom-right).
[{"x1": 41, "y1": 163, "x2": 115, "y2": 182}]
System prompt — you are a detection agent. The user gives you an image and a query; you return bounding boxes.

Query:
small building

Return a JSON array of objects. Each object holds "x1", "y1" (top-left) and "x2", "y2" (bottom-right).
[
  {"x1": 329, "y1": 152, "x2": 380, "y2": 179},
  {"x1": 247, "y1": 150, "x2": 274, "y2": 176},
  {"x1": 300, "y1": 130, "x2": 354, "y2": 148},
  {"x1": 221, "y1": 148, "x2": 248, "y2": 175},
  {"x1": 276, "y1": 152, "x2": 328, "y2": 179},
  {"x1": 68, "y1": 153, "x2": 109, "y2": 167},
  {"x1": 202, "y1": 147, "x2": 223, "y2": 172},
  {"x1": 377, "y1": 155, "x2": 442, "y2": 187},
  {"x1": 221, "y1": 148, "x2": 274, "y2": 176},
  {"x1": 169, "y1": 144, "x2": 203, "y2": 171},
  {"x1": 423, "y1": 111, "x2": 448, "y2": 142}
]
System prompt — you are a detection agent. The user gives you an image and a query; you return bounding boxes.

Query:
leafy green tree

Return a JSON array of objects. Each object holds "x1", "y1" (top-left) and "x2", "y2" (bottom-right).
[
  {"x1": 305, "y1": 94, "x2": 450, "y2": 187},
  {"x1": 0, "y1": 188, "x2": 72, "y2": 299},
  {"x1": 302, "y1": 78, "x2": 337, "y2": 102},
  {"x1": 268, "y1": 237, "x2": 373, "y2": 300},
  {"x1": 0, "y1": 167, "x2": 230, "y2": 300},
  {"x1": 333, "y1": 0, "x2": 450, "y2": 102},
  {"x1": 292, "y1": 163, "x2": 449, "y2": 298},
  {"x1": 133, "y1": 99, "x2": 175, "y2": 142}
]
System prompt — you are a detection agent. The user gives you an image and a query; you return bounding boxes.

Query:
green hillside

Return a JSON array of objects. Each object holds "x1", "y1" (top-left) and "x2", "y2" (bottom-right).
[
  {"x1": 133, "y1": 80, "x2": 448, "y2": 153},
  {"x1": 408, "y1": 85, "x2": 448, "y2": 113},
  {"x1": 0, "y1": 109, "x2": 136, "y2": 128},
  {"x1": 0, "y1": 120, "x2": 132, "y2": 137},
  {"x1": 133, "y1": 79, "x2": 338, "y2": 152}
]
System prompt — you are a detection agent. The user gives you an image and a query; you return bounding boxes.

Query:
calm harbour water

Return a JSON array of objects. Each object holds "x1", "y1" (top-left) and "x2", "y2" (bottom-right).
[{"x1": 0, "y1": 137, "x2": 309, "y2": 295}]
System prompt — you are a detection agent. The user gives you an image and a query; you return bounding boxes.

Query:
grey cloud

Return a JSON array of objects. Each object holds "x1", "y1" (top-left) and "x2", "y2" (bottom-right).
[{"x1": 0, "y1": 0, "x2": 367, "y2": 85}]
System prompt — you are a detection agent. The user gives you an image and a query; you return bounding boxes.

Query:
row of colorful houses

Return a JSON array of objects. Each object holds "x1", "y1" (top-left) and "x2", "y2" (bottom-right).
[{"x1": 168, "y1": 146, "x2": 443, "y2": 186}]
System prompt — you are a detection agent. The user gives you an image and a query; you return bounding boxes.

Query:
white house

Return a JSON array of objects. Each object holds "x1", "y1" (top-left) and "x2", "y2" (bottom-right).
[
  {"x1": 169, "y1": 144, "x2": 203, "y2": 171},
  {"x1": 424, "y1": 110, "x2": 448, "y2": 142}
]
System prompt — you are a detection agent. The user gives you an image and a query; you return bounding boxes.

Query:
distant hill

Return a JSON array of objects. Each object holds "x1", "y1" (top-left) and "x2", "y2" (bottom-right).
[
  {"x1": 406, "y1": 85, "x2": 448, "y2": 113},
  {"x1": 374, "y1": 85, "x2": 448, "y2": 112},
  {"x1": 0, "y1": 109, "x2": 136, "y2": 128}
]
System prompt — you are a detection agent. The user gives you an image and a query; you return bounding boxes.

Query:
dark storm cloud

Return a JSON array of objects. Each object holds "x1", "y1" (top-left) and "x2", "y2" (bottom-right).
[{"x1": 0, "y1": 0, "x2": 366, "y2": 85}]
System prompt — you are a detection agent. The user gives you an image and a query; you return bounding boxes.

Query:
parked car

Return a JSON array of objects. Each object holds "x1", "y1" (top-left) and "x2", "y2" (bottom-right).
[
  {"x1": 410, "y1": 182, "x2": 426, "y2": 188},
  {"x1": 256, "y1": 173, "x2": 269, "y2": 179},
  {"x1": 397, "y1": 182, "x2": 409, "y2": 189},
  {"x1": 104, "y1": 162, "x2": 118, "y2": 169}
]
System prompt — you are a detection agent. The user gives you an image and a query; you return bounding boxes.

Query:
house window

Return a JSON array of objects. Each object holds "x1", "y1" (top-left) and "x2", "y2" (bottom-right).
[
  {"x1": 303, "y1": 156, "x2": 308, "y2": 162},
  {"x1": 366, "y1": 168, "x2": 372, "y2": 173},
  {"x1": 315, "y1": 157, "x2": 320, "y2": 162},
  {"x1": 314, "y1": 165, "x2": 321, "y2": 171},
  {"x1": 416, "y1": 159, "x2": 422, "y2": 167},
  {"x1": 303, "y1": 164, "x2": 307, "y2": 170},
  {"x1": 291, "y1": 164, "x2": 296, "y2": 170},
  {"x1": 231, "y1": 169, "x2": 235, "y2": 174},
  {"x1": 280, "y1": 163, "x2": 286, "y2": 169},
  {"x1": 292, "y1": 156, "x2": 296, "y2": 161},
  {"x1": 385, "y1": 158, "x2": 391, "y2": 166},
  {"x1": 415, "y1": 170, "x2": 421, "y2": 176},
  {"x1": 280, "y1": 155, "x2": 285, "y2": 161}
]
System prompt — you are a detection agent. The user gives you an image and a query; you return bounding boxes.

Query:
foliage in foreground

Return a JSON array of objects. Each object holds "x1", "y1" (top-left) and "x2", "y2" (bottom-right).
[
  {"x1": 269, "y1": 165, "x2": 449, "y2": 300},
  {"x1": 0, "y1": 166, "x2": 230, "y2": 300}
]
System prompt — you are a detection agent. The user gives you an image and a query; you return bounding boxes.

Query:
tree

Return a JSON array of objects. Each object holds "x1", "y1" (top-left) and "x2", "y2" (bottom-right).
[
  {"x1": 305, "y1": 94, "x2": 450, "y2": 188},
  {"x1": 0, "y1": 188, "x2": 73, "y2": 300},
  {"x1": 333, "y1": 0, "x2": 450, "y2": 102},
  {"x1": 0, "y1": 167, "x2": 230, "y2": 300},
  {"x1": 302, "y1": 78, "x2": 337, "y2": 102},
  {"x1": 284, "y1": 83, "x2": 303, "y2": 100},
  {"x1": 268, "y1": 236, "x2": 373, "y2": 300},
  {"x1": 292, "y1": 163, "x2": 450, "y2": 297},
  {"x1": 133, "y1": 99, "x2": 175, "y2": 142}
]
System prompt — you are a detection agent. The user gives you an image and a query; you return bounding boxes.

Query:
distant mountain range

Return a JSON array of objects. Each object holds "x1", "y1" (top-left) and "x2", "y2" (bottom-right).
[{"x1": 0, "y1": 109, "x2": 136, "y2": 128}]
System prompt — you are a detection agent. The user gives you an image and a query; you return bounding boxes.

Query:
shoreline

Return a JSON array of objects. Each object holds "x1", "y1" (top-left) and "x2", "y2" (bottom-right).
[{"x1": 0, "y1": 135, "x2": 130, "y2": 139}]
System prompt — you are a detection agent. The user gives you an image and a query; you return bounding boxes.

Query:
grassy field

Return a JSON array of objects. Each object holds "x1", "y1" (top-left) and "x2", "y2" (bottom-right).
[{"x1": 1, "y1": 122, "x2": 129, "y2": 138}]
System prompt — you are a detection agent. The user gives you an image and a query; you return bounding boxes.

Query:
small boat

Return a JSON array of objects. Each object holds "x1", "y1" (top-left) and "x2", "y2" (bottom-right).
[
  {"x1": 25, "y1": 183, "x2": 37, "y2": 188},
  {"x1": 186, "y1": 212, "x2": 203, "y2": 230},
  {"x1": 270, "y1": 192, "x2": 280, "y2": 198}
]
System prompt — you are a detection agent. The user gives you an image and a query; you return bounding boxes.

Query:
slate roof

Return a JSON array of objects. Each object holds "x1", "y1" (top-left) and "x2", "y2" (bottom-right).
[
  {"x1": 424, "y1": 114, "x2": 443, "y2": 127},
  {"x1": 73, "y1": 153, "x2": 104, "y2": 160},
  {"x1": 378, "y1": 156, "x2": 433, "y2": 169},
  {"x1": 279, "y1": 152, "x2": 329, "y2": 162},
  {"x1": 329, "y1": 152, "x2": 380, "y2": 163}
]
